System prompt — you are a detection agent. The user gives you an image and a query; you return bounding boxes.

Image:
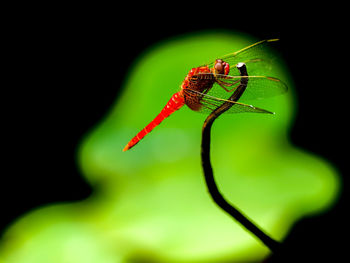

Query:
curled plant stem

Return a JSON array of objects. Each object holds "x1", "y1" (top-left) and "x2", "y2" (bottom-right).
[{"x1": 200, "y1": 66, "x2": 281, "y2": 253}]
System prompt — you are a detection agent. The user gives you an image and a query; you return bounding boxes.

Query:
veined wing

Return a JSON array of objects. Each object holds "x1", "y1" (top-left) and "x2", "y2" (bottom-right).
[
  {"x1": 189, "y1": 73, "x2": 288, "y2": 101},
  {"x1": 183, "y1": 88, "x2": 274, "y2": 114},
  {"x1": 205, "y1": 39, "x2": 280, "y2": 76}
]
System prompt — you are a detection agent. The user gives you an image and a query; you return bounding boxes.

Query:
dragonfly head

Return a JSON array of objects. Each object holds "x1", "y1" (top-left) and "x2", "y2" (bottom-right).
[{"x1": 214, "y1": 59, "x2": 230, "y2": 75}]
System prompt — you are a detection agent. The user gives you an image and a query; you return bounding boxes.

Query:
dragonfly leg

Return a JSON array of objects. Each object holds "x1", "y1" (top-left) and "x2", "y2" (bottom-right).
[{"x1": 216, "y1": 79, "x2": 240, "y2": 92}]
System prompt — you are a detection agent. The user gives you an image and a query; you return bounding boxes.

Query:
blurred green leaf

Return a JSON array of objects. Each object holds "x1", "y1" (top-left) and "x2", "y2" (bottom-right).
[{"x1": 0, "y1": 31, "x2": 340, "y2": 262}]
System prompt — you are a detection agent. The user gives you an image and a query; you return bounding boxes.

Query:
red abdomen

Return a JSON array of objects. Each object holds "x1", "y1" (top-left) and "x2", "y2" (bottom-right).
[{"x1": 123, "y1": 91, "x2": 185, "y2": 151}]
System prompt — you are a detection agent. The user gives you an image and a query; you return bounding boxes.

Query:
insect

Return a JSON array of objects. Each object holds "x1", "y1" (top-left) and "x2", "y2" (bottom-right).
[{"x1": 123, "y1": 39, "x2": 287, "y2": 151}]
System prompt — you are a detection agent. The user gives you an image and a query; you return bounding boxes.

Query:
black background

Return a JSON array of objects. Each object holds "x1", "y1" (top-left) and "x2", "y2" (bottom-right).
[{"x1": 2, "y1": 3, "x2": 348, "y2": 262}]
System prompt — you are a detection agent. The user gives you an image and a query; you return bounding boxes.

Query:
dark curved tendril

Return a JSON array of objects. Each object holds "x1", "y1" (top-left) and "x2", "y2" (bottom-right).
[{"x1": 200, "y1": 63, "x2": 281, "y2": 253}]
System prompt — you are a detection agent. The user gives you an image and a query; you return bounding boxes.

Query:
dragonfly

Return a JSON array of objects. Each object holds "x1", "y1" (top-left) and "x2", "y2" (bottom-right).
[{"x1": 123, "y1": 39, "x2": 288, "y2": 151}]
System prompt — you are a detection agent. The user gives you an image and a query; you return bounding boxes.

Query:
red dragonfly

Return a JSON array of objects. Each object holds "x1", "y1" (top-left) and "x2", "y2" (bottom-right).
[{"x1": 123, "y1": 39, "x2": 287, "y2": 151}]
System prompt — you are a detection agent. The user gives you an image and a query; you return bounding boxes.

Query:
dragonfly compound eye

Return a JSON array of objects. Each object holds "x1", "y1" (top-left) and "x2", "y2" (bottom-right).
[{"x1": 214, "y1": 59, "x2": 224, "y2": 74}]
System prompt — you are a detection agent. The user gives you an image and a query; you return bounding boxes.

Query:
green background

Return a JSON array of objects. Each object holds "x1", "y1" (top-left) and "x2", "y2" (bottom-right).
[{"x1": 0, "y1": 32, "x2": 340, "y2": 262}]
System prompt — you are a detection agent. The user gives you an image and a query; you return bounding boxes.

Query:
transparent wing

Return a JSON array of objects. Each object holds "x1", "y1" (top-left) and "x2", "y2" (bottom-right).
[
  {"x1": 189, "y1": 73, "x2": 288, "y2": 101},
  {"x1": 183, "y1": 88, "x2": 274, "y2": 114},
  {"x1": 205, "y1": 39, "x2": 280, "y2": 76}
]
